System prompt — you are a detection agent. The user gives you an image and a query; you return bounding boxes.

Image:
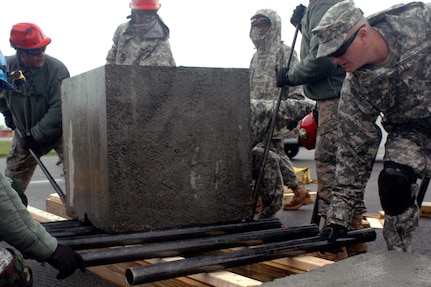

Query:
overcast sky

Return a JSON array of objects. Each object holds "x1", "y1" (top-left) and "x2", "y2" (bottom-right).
[{"x1": 0, "y1": 0, "x2": 408, "y2": 77}]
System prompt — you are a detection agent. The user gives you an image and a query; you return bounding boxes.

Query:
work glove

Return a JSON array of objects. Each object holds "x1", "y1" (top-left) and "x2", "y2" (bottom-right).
[
  {"x1": 276, "y1": 67, "x2": 290, "y2": 88},
  {"x1": 47, "y1": 244, "x2": 86, "y2": 280},
  {"x1": 319, "y1": 224, "x2": 348, "y2": 243},
  {"x1": 20, "y1": 133, "x2": 41, "y2": 156},
  {"x1": 319, "y1": 224, "x2": 348, "y2": 254},
  {"x1": 291, "y1": 4, "x2": 307, "y2": 28},
  {"x1": 2, "y1": 110, "x2": 15, "y2": 130}
]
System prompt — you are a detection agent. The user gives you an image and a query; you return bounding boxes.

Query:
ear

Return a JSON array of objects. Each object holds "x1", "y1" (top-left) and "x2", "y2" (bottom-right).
[{"x1": 357, "y1": 26, "x2": 368, "y2": 44}]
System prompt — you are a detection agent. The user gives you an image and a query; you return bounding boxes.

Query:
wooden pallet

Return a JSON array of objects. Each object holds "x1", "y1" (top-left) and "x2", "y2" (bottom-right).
[{"x1": 36, "y1": 193, "x2": 338, "y2": 287}]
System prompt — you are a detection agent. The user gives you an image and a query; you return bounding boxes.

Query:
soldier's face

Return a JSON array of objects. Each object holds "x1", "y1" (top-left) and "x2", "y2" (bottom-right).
[
  {"x1": 255, "y1": 24, "x2": 270, "y2": 37},
  {"x1": 133, "y1": 9, "x2": 157, "y2": 24},
  {"x1": 329, "y1": 26, "x2": 366, "y2": 72},
  {"x1": 18, "y1": 47, "x2": 46, "y2": 69}
]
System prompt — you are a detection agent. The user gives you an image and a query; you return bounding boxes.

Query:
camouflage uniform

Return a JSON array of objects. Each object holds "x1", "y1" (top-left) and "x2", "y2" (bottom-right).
[
  {"x1": 0, "y1": 54, "x2": 69, "y2": 192},
  {"x1": 286, "y1": 0, "x2": 349, "y2": 220},
  {"x1": 0, "y1": 172, "x2": 58, "y2": 285},
  {"x1": 251, "y1": 99, "x2": 314, "y2": 218},
  {"x1": 106, "y1": 12, "x2": 175, "y2": 66},
  {"x1": 313, "y1": 1, "x2": 431, "y2": 251},
  {"x1": 249, "y1": 9, "x2": 311, "y2": 218}
]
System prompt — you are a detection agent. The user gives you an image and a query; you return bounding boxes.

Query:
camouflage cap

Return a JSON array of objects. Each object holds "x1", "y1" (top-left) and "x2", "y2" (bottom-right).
[{"x1": 312, "y1": 0, "x2": 363, "y2": 58}]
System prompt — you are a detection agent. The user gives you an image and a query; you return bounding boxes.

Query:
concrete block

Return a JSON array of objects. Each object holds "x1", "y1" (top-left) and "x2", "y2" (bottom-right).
[{"x1": 61, "y1": 65, "x2": 252, "y2": 233}]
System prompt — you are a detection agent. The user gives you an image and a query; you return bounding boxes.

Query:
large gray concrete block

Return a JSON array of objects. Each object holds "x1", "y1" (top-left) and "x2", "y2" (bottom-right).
[{"x1": 62, "y1": 65, "x2": 252, "y2": 233}]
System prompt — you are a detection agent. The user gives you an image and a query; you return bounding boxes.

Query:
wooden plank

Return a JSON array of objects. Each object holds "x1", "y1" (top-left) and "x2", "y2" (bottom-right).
[
  {"x1": 188, "y1": 271, "x2": 262, "y2": 287},
  {"x1": 271, "y1": 255, "x2": 333, "y2": 271},
  {"x1": 227, "y1": 261, "x2": 293, "y2": 282},
  {"x1": 46, "y1": 193, "x2": 72, "y2": 219},
  {"x1": 420, "y1": 202, "x2": 431, "y2": 217},
  {"x1": 366, "y1": 217, "x2": 384, "y2": 229},
  {"x1": 88, "y1": 260, "x2": 211, "y2": 287},
  {"x1": 28, "y1": 206, "x2": 68, "y2": 223},
  {"x1": 147, "y1": 257, "x2": 262, "y2": 287},
  {"x1": 363, "y1": 212, "x2": 384, "y2": 219}
]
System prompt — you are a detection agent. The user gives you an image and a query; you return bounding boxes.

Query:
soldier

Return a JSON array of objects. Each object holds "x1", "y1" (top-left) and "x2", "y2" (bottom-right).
[
  {"x1": 249, "y1": 9, "x2": 313, "y2": 219},
  {"x1": 106, "y1": 0, "x2": 176, "y2": 66},
  {"x1": 313, "y1": 0, "x2": 431, "y2": 252},
  {"x1": 0, "y1": 23, "x2": 69, "y2": 196},
  {"x1": 276, "y1": 0, "x2": 367, "y2": 258},
  {"x1": 251, "y1": 99, "x2": 314, "y2": 218},
  {"x1": 0, "y1": 51, "x2": 84, "y2": 285}
]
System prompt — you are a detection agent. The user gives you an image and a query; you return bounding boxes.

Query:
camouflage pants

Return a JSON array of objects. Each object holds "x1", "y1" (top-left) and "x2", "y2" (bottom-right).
[
  {"x1": 315, "y1": 99, "x2": 366, "y2": 219},
  {"x1": 5, "y1": 136, "x2": 64, "y2": 193},
  {"x1": 383, "y1": 203, "x2": 419, "y2": 252},
  {"x1": 381, "y1": 122, "x2": 430, "y2": 251},
  {"x1": 252, "y1": 140, "x2": 302, "y2": 219},
  {"x1": 0, "y1": 248, "x2": 32, "y2": 287}
]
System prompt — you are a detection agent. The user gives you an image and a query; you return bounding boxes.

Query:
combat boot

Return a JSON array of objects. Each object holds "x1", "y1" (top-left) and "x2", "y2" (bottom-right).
[
  {"x1": 283, "y1": 184, "x2": 313, "y2": 210},
  {"x1": 346, "y1": 214, "x2": 368, "y2": 256}
]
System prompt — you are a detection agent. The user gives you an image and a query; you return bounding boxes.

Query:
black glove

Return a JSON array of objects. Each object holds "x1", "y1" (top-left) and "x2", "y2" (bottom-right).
[
  {"x1": 291, "y1": 4, "x2": 307, "y2": 28},
  {"x1": 3, "y1": 110, "x2": 16, "y2": 130},
  {"x1": 47, "y1": 244, "x2": 86, "y2": 280},
  {"x1": 276, "y1": 67, "x2": 290, "y2": 87},
  {"x1": 20, "y1": 133, "x2": 41, "y2": 155},
  {"x1": 319, "y1": 224, "x2": 348, "y2": 243}
]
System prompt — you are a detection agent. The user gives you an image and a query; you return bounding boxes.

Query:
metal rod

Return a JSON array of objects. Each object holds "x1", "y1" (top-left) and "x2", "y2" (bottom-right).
[
  {"x1": 251, "y1": 25, "x2": 301, "y2": 218},
  {"x1": 48, "y1": 226, "x2": 102, "y2": 238},
  {"x1": 59, "y1": 218, "x2": 283, "y2": 250},
  {"x1": 42, "y1": 220, "x2": 88, "y2": 230},
  {"x1": 81, "y1": 224, "x2": 319, "y2": 267},
  {"x1": 29, "y1": 148, "x2": 67, "y2": 204},
  {"x1": 125, "y1": 228, "x2": 376, "y2": 285},
  {"x1": 13, "y1": 128, "x2": 67, "y2": 204}
]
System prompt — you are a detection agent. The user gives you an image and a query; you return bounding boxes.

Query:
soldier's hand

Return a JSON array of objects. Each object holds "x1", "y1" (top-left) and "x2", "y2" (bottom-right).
[
  {"x1": 20, "y1": 133, "x2": 41, "y2": 156},
  {"x1": 47, "y1": 244, "x2": 86, "y2": 280},
  {"x1": 276, "y1": 68, "x2": 290, "y2": 87},
  {"x1": 319, "y1": 224, "x2": 347, "y2": 243},
  {"x1": 291, "y1": 4, "x2": 307, "y2": 28}
]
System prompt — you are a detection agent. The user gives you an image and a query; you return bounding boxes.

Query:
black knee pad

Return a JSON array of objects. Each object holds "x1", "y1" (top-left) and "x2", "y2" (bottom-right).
[{"x1": 378, "y1": 162, "x2": 417, "y2": 216}]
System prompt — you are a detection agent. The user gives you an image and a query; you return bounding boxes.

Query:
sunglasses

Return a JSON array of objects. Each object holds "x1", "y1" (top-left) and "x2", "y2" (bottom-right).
[
  {"x1": 26, "y1": 47, "x2": 46, "y2": 56},
  {"x1": 329, "y1": 24, "x2": 365, "y2": 58},
  {"x1": 251, "y1": 17, "x2": 271, "y2": 27}
]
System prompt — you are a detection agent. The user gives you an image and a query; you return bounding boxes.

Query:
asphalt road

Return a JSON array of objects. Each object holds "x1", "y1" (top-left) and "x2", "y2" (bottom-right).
[{"x1": 0, "y1": 147, "x2": 430, "y2": 286}]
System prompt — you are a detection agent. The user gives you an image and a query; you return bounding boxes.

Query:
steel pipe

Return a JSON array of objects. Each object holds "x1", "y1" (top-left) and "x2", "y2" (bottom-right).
[
  {"x1": 125, "y1": 228, "x2": 376, "y2": 285},
  {"x1": 81, "y1": 224, "x2": 319, "y2": 267},
  {"x1": 60, "y1": 218, "x2": 283, "y2": 250}
]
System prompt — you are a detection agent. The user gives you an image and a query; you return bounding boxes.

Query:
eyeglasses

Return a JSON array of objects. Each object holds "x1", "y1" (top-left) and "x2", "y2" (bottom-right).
[
  {"x1": 26, "y1": 47, "x2": 46, "y2": 56},
  {"x1": 329, "y1": 24, "x2": 365, "y2": 58}
]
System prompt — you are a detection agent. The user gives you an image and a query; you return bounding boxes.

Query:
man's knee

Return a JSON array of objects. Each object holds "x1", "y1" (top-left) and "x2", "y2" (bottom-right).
[{"x1": 378, "y1": 161, "x2": 417, "y2": 216}]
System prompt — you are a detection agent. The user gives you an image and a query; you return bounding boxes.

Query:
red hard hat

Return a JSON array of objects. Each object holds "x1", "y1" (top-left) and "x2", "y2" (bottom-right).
[
  {"x1": 10, "y1": 23, "x2": 51, "y2": 50},
  {"x1": 130, "y1": 0, "x2": 160, "y2": 10},
  {"x1": 298, "y1": 112, "x2": 318, "y2": 150}
]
